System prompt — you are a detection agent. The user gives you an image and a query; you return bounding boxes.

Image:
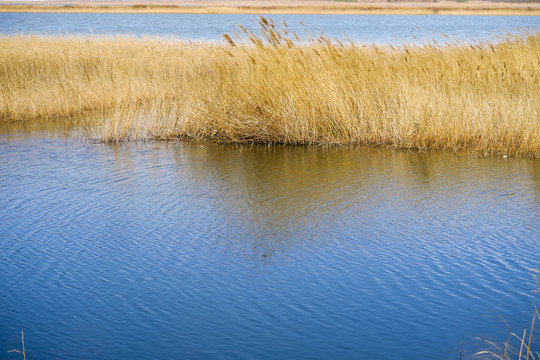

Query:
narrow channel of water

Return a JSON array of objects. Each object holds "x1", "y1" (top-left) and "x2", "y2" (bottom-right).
[
  {"x1": 1, "y1": 123, "x2": 539, "y2": 359},
  {"x1": 1, "y1": 13, "x2": 539, "y2": 43}
]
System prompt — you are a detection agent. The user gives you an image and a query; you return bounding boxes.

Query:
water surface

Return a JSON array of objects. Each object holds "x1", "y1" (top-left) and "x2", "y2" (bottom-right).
[
  {"x1": 1, "y1": 124, "x2": 539, "y2": 359},
  {"x1": 0, "y1": 13, "x2": 539, "y2": 43}
]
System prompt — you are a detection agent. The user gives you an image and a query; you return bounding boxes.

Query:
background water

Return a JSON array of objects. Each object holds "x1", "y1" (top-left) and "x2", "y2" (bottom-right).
[
  {"x1": 0, "y1": 124, "x2": 539, "y2": 359},
  {"x1": 0, "y1": 13, "x2": 539, "y2": 43}
]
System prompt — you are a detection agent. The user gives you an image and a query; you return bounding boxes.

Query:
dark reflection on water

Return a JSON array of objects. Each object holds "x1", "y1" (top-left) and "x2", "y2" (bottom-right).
[{"x1": 1, "y1": 124, "x2": 539, "y2": 359}]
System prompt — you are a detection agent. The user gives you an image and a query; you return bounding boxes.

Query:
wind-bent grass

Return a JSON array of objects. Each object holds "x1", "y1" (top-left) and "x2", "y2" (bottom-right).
[
  {"x1": 1, "y1": 18, "x2": 539, "y2": 156},
  {"x1": 477, "y1": 272, "x2": 540, "y2": 360},
  {"x1": 476, "y1": 307, "x2": 540, "y2": 360}
]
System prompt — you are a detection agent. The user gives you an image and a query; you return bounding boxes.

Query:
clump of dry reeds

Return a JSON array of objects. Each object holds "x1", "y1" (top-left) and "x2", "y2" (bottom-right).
[
  {"x1": 477, "y1": 271, "x2": 540, "y2": 360},
  {"x1": 1, "y1": 17, "x2": 539, "y2": 156},
  {"x1": 476, "y1": 306, "x2": 539, "y2": 360}
]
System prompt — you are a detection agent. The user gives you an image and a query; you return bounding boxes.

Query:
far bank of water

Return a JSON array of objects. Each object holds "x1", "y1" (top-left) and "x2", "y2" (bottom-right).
[{"x1": 0, "y1": 123, "x2": 539, "y2": 359}]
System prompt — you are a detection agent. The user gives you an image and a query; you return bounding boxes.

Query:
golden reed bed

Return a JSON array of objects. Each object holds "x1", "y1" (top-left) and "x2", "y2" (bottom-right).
[
  {"x1": 1, "y1": 18, "x2": 539, "y2": 156},
  {"x1": 1, "y1": 1, "x2": 540, "y2": 15}
]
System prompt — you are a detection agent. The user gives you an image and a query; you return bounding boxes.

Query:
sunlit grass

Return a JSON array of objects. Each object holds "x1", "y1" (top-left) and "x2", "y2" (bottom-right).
[
  {"x1": 477, "y1": 271, "x2": 540, "y2": 360},
  {"x1": 1, "y1": 17, "x2": 539, "y2": 156},
  {"x1": 1, "y1": 3, "x2": 539, "y2": 15},
  {"x1": 476, "y1": 307, "x2": 539, "y2": 360},
  {"x1": 477, "y1": 270, "x2": 540, "y2": 360}
]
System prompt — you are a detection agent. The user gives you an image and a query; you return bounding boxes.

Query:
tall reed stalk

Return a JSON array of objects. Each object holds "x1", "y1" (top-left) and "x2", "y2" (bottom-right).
[
  {"x1": 7, "y1": 330, "x2": 26, "y2": 360},
  {"x1": 477, "y1": 270, "x2": 540, "y2": 360},
  {"x1": 476, "y1": 307, "x2": 539, "y2": 360},
  {"x1": 1, "y1": 17, "x2": 539, "y2": 156}
]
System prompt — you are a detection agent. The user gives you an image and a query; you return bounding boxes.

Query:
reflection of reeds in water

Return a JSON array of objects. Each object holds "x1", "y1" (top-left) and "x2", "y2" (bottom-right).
[{"x1": 1, "y1": 17, "x2": 540, "y2": 156}]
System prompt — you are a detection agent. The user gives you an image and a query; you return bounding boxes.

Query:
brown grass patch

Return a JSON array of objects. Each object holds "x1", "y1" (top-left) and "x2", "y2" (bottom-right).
[{"x1": 1, "y1": 18, "x2": 539, "y2": 156}]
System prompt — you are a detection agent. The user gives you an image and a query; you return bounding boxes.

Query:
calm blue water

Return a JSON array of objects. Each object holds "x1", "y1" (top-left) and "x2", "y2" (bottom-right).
[
  {"x1": 0, "y1": 13, "x2": 539, "y2": 43},
  {"x1": 0, "y1": 124, "x2": 539, "y2": 359}
]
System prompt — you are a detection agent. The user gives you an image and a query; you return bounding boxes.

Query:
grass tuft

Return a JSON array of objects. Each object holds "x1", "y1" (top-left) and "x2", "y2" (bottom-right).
[{"x1": 476, "y1": 306, "x2": 540, "y2": 360}]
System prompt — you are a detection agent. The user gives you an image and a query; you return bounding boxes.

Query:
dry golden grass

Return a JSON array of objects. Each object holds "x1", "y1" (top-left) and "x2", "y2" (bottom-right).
[
  {"x1": 476, "y1": 305, "x2": 539, "y2": 360},
  {"x1": 1, "y1": 2, "x2": 540, "y2": 15},
  {"x1": 1, "y1": 17, "x2": 539, "y2": 156}
]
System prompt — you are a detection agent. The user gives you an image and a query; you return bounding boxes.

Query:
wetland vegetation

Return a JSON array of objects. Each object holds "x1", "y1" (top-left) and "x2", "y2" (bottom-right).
[
  {"x1": 1, "y1": 17, "x2": 539, "y2": 156},
  {"x1": 1, "y1": 1, "x2": 539, "y2": 15},
  {"x1": 2, "y1": 10, "x2": 540, "y2": 359}
]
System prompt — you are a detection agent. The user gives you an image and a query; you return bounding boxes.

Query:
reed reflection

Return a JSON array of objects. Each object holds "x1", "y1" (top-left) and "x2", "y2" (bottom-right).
[{"x1": 164, "y1": 143, "x2": 540, "y2": 261}]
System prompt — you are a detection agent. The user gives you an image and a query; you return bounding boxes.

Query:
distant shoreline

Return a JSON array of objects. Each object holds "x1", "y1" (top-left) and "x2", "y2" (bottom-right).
[{"x1": 1, "y1": 0, "x2": 540, "y2": 15}]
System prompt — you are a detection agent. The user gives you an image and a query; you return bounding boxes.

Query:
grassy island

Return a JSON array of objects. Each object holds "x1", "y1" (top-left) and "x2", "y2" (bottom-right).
[
  {"x1": 1, "y1": 0, "x2": 540, "y2": 16},
  {"x1": 1, "y1": 18, "x2": 539, "y2": 156}
]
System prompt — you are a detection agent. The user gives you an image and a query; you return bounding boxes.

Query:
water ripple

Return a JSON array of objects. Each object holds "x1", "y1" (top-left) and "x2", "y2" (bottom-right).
[{"x1": 1, "y1": 130, "x2": 539, "y2": 360}]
